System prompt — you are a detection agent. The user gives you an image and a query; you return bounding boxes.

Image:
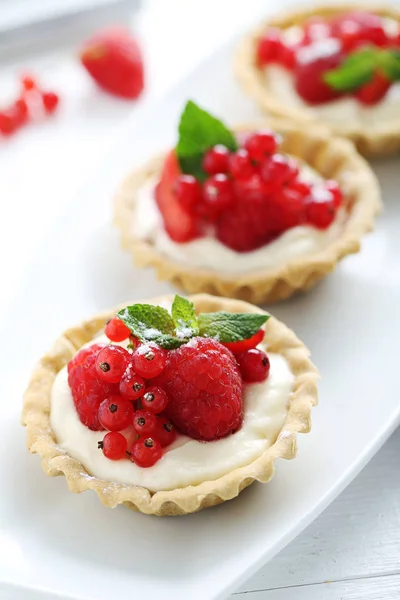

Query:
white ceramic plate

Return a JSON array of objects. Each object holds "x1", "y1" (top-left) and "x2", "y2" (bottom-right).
[{"x1": 1, "y1": 38, "x2": 399, "y2": 600}]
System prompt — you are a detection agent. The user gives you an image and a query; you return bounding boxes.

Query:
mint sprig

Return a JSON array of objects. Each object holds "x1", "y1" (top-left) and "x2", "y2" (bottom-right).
[
  {"x1": 324, "y1": 48, "x2": 400, "y2": 92},
  {"x1": 117, "y1": 295, "x2": 269, "y2": 350},
  {"x1": 176, "y1": 100, "x2": 238, "y2": 181}
]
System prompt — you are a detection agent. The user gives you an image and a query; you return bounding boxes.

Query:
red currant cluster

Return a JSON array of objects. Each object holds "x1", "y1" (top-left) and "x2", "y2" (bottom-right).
[
  {"x1": 169, "y1": 131, "x2": 342, "y2": 251},
  {"x1": 0, "y1": 74, "x2": 59, "y2": 138},
  {"x1": 257, "y1": 11, "x2": 400, "y2": 105}
]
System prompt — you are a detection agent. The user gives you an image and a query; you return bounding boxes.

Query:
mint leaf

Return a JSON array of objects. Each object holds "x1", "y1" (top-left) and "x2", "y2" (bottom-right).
[
  {"x1": 176, "y1": 100, "x2": 238, "y2": 181},
  {"x1": 379, "y1": 49, "x2": 400, "y2": 80},
  {"x1": 198, "y1": 312, "x2": 269, "y2": 343},
  {"x1": 171, "y1": 295, "x2": 199, "y2": 340},
  {"x1": 117, "y1": 304, "x2": 181, "y2": 349}
]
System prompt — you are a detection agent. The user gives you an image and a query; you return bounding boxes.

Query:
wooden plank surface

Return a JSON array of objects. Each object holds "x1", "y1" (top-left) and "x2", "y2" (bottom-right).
[{"x1": 234, "y1": 428, "x2": 400, "y2": 599}]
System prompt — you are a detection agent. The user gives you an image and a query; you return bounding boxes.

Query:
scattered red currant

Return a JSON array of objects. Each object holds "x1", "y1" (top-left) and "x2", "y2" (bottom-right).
[
  {"x1": 98, "y1": 395, "x2": 134, "y2": 431},
  {"x1": 142, "y1": 386, "x2": 169, "y2": 414},
  {"x1": 42, "y1": 91, "x2": 59, "y2": 114},
  {"x1": 95, "y1": 345, "x2": 130, "y2": 383},
  {"x1": 236, "y1": 349, "x2": 270, "y2": 383},
  {"x1": 229, "y1": 148, "x2": 255, "y2": 180},
  {"x1": 98, "y1": 431, "x2": 128, "y2": 460},
  {"x1": 202, "y1": 144, "x2": 230, "y2": 175},
  {"x1": 156, "y1": 418, "x2": 177, "y2": 447},
  {"x1": 0, "y1": 110, "x2": 18, "y2": 136},
  {"x1": 131, "y1": 344, "x2": 166, "y2": 378},
  {"x1": 305, "y1": 197, "x2": 336, "y2": 229},
  {"x1": 203, "y1": 174, "x2": 235, "y2": 214},
  {"x1": 131, "y1": 437, "x2": 163, "y2": 468},
  {"x1": 105, "y1": 316, "x2": 131, "y2": 342},
  {"x1": 133, "y1": 409, "x2": 157, "y2": 436},
  {"x1": 175, "y1": 175, "x2": 202, "y2": 213},
  {"x1": 244, "y1": 130, "x2": 279, "y2": 163},
  {"x1": 119, "y1": 365, "x2": 145, "y2": 400},
  {"x1": 21, "y1": 74, "x2": 37, "y2": 91}
]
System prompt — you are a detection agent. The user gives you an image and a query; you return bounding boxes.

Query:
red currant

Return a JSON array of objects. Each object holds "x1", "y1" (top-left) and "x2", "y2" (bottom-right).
[
  {"x1": 324, "y1": 180, "x2": 343, "y2": 209},
  {"x1": 236, "y1": 349, "x2": 270, "y2": 383},
  {"x1": 156, "y1": 418, "x2": 177, "y2": 447},
  {"x1": 223, "y1": 329, "x2": 265, "y2": 354},
  {"x1": 202, "y1": 174, "x2": 235, "y2": 214},
  {"x1": 142, "y1": 386, "x2": 169, "y2": 414},
  {"x1": 233, "y1": 173, "x2": 264, "y2": 202},
  {"x1": 229, "y1": 148, "x2": 255, "y2": 180},
  {"x1": 98, "y1": 395, "x2": 134, "y2": 431},
  {"x1": 42, "y1": 91, "x2": 59, "y2": 114},
  {"x1": 175, "y1": 175, "x2": 202, "y2": 213},
  {"x1": 105, "y1": 316, "x2": 131, "y2": 342},
  {"x1": 95, "y1": 345, "x2": 130, "y2": 383},
  {"x1": 288, "y1": 179, "x2": 312, "y2": 199},
  {"x1": 133, "y1": 409, "x2": 157, "y2": 436},
  {"x1": 305, "y1": 191, "x2": 336, "y2": 229},
  {"x1": 333, "y1": 12, "x2": 387, "y2": 51},
  {"x1": 202, "y1": 144, "x2": 230, "y2": 175},
  {"x1": 119, "y1": 365, "x2": 145, "y2": 400},
  {"x1": 14, "y1": 98, "x2": 29, "y2": 125},
  {"x1": 99, "y1": 431, "x2": 127, "y2": 460},
  {"x1": 244, "y1": 131, "x2": 279, "y2": 162},
  {"x1": 21, "y1": 74, "x2": 37, "y2": 91},
  {"x1": 257, "y1": 28, "x2": 285, "y2": 65},
  {"x1": 261, "y1": 154, "x2": 292, "y2": 187},
  {"x1": 131, "y1": 437, "x2": 163, "y2": 468},
  {"x1": 0, "y1": 110, "x2": 18, "y2": 136},
  {"x1": 274, "y1": 186, "x2": 306, "y2": 230},
  {"x1": 131, "y1": 343, "x2": 166, "y2": 378}
]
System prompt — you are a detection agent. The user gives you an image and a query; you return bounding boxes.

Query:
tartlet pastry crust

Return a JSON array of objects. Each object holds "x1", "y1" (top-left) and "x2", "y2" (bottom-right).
[
  {"x1": 114, "y1": 120, "x2": 381, "y2": 304},
  {"x1": 22, "y1": 294, "x2": 318, "y2": 516},
  {"x1": 235, "y1": 3, "x2": 400, "y2": 157}
]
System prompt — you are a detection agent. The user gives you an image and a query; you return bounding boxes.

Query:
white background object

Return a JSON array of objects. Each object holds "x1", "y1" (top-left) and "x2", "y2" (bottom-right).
[{"x1": 0, "y1": 1, "x2": 399, "y2": 599}]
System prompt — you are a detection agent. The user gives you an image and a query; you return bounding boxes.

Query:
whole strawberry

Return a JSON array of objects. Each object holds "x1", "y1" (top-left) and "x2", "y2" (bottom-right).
[
  {"x1": 80, "y1": 27, "x2": 144, "y2": 99},
  {"x1": 157, "y1": 337, "x2": 243, "y2": 441}
]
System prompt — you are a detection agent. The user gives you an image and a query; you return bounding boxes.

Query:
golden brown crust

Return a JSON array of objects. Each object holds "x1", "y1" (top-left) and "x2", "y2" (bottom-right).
[
  {"x1": 114, "y1": 120, "x2": 381, "y2": 304},
  {"x1": 22, "y1": 294, "x2": 318, "y2": 516},
  {"x1": 235, "y1": 3, "x2": 400, "y2": 156}
]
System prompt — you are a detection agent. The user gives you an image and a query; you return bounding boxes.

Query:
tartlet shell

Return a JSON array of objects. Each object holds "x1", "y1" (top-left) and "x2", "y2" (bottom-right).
[
  {"x1": 235, "y1": 3, "x2": 400, "y2": 157},
  {"x1": 114, "y1": 120, "x2": 381, "y2": 304},
  {"x1": 22, "y1": 294, "x2": 318, "y2": 516}
]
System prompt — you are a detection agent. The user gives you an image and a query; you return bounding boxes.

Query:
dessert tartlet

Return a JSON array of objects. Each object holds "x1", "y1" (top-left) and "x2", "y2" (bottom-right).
[
  {"x1": 114, "y1": 101, "x2": 380, "y2": 304},
  {"x1": 235, "y1": 5, "x2": 400, "y2": 156},
  {"x1": 22, "y1": 294, "x2": 318, "y2": 516}
]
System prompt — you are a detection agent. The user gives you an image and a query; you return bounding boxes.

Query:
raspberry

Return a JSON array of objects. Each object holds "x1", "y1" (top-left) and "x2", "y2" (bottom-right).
[
  {"x1": 98, "y1": 395, "x2": 133, "y2": 431},
  {"x1": 202, "y1": 144, "x2": 230, "y2": 175},
  {"x1": 95, "y1": 345, "x2": 130, "y2": 383},
  {"x1": 222, "y1": 329, "x2": 265, "y2": 354},
  {"x1": 67, "y1": 344, "x2": 119, "y2": 430},
  {"x1": 157, "y1": 337, "x2": 243, "y2": 441},
  {"x1": 131, "y1": 343, "x2": 166, "y2": 378},
  {"x1": 131, "y1": 437, "x2": 163, "y2": 468},
  {"x1": 105, "y1": 316, "x2": 131, "y2": 342},
  {"x1": 133, "y1": 409, "x2": 157, "y2": 436},
  {"x1": 142, "y1": 386, "x2": 169, "y2": 414},
  {"x1": 99, "y1": 431, "x2": 127, "y2": 460},
  {"x1": 294, "y1": 45, "x2": 344, "y2": 104},
  {"x1": 236, "y1": 349, "x2": 270, "y2": 383},
  {"x1": 155, "y1": 417, "x2": 177, "y2": 447}
]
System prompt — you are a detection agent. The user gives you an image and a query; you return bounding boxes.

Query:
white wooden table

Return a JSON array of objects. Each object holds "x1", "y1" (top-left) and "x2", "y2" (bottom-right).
[{"x1": 1, "y1": 1, "x2": 399, "y2": 598}]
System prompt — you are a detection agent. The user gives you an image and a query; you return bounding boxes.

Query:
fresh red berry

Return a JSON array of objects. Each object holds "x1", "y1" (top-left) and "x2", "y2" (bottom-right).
[
  {"x1": 175, "y1": 174, "x2": 202, "y2": 213},
  {"x1": 289, "y1": 179, "x2": 313, "y2": 199},
  {"x1": 305, "y1": 188, "x2": 336, "y2": 229},
  {"x1": 229, "y1": 148, "x2": 255, "y2": 180},
  {"x1": 257, "y1": 28, "x2": 286, "y2": 65},
  {"x1": 133, "y1": 409, "x2": 157, "y2": 436},
  {"x1": 155, "y1": 418, "x2": 177, "y2": 447},
  {"x1": 131, "y1": 343, "x2": 166, "y2": 378},
  {"x1": 105, "y1": 316, "x2": 131, "y2": 342},
  {"x1": 42, "y1": 91, "x2": 59, "y2": 114},
  {"x1": 261, "y1": 154, "x2": 293, "y2": 187},
  {"x1": 202, "y1": 174, "x2": 235, "y2": 215},
  {"x1": 202, "y1": 144, "x2": 230, "y2": 175},
  {"x1": 131, "y1": 437, "x2": 162, "y2": 468},
  {"x1": 142, "y1": 386, "x2": 169, "y2": 414},
  {"x1": 68, "y1": 344, "x2": 119, "y2": 430},
  {"x1": 21, "y1": 74, "x2": 37, "y2": 91},
  {"x1": 303, "y1": 17, "x2": 332, "y2": 43},
  {"x1": 222, "y1": 329, "x2": 265, "y2": 354},
  {"x1": 98, "y1": 395, "x2": 133, "y2": 431},
  {"x1": 244, "y1": 130, "x2": 279, "y2": 162},
  {"x1": 279, "y1": 44, "x2": 296, "y2": 69},
  {"x1": 294, "y1": 44, "x2": 344, "y2": 104},
  {"x1": 273, "y1": 185, "x2": 307, "y2": 230},
  {"x1": 0, "y1": 110, "x2": 18, "y2": 136},
  {"x1": 99, "y1": 431, "x2": 127, "y2": 460},
  {"x1": 80, "y1": 27, "x2": 144, "y2": 99},
  {"x1": 324, "y1": 180, "x2": 343, "y2": 209},
  {"x1": 95, "y1": 345, "x2": 130, "y2": 383},
  {"x1": 236, "y1": 349, "x2": 270, "y2": 383},
  {"x1": 119, "y1": 364, "x2": 145, "y2": 400},
  {"x1": 355, "y1": 72, "x2": 391, "y2": 105},
  {"x1": 129, "y1": 335, "x2": 141, "y2": 350},
  {"x1": 156, "y1": 151, "x2": 200, "y2": 242},
  {"x1": 156, "y1": 337, "x2": 243, "y2": 441},
  {"x1": 332, "y1": 12, "x2": 387, "y2": 51},
  {"x1": 14, "y1": 98, "x2": 29, "y2": 125}
]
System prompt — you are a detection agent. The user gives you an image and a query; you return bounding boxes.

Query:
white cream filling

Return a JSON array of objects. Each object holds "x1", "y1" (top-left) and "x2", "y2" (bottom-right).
[
  {"x1": 50, "y1": 338, "x2": 294, "y2": 492},
  {"x1": 264, "y1": 21, "x2": 400, "y2": 130},
  {"x1": 133, "y1": 169, "x2": 346, "y2": 274}
]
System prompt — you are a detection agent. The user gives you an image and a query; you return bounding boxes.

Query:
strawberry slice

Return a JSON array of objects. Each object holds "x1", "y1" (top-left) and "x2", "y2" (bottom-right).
[
  {"x1": 155, "y1": 151, "x2": 200, "y2": 243},
  {"x1": 80, "y1": 27, "x2": 144, "y2": 99}
]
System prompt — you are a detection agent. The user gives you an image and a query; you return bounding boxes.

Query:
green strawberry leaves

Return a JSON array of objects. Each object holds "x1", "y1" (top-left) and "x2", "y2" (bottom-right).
[
  {"x1": 176, "y1": 100, "x2": 238, "y2": 181},
  {"x1": 117, "y1": 295, "x2": 269, "y2": 349},
  {"x1": 324, "y1": 48, "x2": 400, "y2": 92}
]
